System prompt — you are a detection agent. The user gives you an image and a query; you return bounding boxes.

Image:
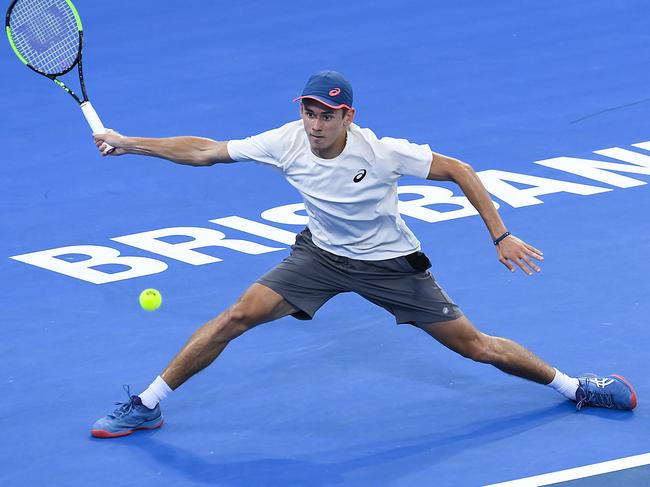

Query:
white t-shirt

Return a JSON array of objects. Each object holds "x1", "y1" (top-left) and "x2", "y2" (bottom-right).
[{"x1": 227, "y1": 120, "x2": 432, "y2": 260}]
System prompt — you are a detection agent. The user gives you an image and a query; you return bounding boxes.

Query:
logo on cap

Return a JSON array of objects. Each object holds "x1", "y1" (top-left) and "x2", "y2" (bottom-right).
[{"x1": 329, "y1": 88, "x2": 341, "y2": 97}]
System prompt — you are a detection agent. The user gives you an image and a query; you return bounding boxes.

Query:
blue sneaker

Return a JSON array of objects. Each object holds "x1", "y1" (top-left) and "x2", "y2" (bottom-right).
[
  {"x1": 576, "y1": 374, "x2": 637, "y2": 411},
  {"x1": 91, "y1": 387, "x2": 163, "y2": 438}
]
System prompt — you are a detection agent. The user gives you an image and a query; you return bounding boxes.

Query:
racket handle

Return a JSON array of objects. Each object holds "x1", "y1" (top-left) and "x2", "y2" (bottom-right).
[{"x1": 80, "y1": 101, "x2": 114, "y2": 153}]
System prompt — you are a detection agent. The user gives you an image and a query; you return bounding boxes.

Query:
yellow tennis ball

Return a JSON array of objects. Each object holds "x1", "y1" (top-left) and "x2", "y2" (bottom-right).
[{"x1": 139, "y1": 288, "x2": 162, "y2": 311}]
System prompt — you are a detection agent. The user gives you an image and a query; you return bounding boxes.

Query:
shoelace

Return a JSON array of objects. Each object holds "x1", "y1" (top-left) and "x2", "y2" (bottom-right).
[
  {"x1": 108, "y1": 385, "x2": 137, "y2": 419},
  {"x1": 576, "y1": 377, "x2": 614, "y2": 410}
]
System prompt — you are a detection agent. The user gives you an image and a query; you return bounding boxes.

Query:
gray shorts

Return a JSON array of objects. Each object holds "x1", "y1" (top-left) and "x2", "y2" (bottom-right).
[{"x1": 257, "y1": 228, "x2": 462, "y2": 326}]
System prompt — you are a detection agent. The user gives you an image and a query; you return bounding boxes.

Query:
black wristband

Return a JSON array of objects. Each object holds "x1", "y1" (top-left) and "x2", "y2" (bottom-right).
[{"x1": 493, "y1": 231, "x2": 511, "y2": 246}]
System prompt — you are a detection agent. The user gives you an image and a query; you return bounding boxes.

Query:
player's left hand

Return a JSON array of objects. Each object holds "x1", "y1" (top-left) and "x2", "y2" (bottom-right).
[{"x1": 496, "y1": 235, "x2": 543, "y2": 275}]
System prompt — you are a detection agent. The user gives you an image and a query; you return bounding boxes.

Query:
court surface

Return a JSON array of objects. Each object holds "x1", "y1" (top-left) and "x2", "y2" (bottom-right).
[{"x1": 1, "y1": 1, "x2": 649, "y2": 486}]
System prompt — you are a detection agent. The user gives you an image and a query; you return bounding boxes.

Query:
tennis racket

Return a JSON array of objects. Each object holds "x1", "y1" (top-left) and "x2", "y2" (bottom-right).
[{"x1": 5, "y1": 0, "x2": 113, "y2": 151}]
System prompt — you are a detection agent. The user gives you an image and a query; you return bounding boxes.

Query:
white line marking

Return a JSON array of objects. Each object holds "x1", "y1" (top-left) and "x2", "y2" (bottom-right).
[{"x1": 484, "y1": 452, "x2": 650, "y2": 487}]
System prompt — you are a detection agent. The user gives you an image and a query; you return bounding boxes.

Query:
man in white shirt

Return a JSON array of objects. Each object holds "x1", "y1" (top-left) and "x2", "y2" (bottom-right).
[{"x1": 90, "y1": 71, "x2": 636, "y2": 438}]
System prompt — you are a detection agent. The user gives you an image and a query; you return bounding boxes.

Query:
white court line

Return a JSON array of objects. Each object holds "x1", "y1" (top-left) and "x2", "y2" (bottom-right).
[{"x1": 484, "y1": 452, "x2": 650, "y2": 487}]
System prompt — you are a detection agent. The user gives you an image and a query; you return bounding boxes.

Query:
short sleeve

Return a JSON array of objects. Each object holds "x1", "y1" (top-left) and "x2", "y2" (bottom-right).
[
  {"x1": 227, "y1": 124, "x2": 293, "y2": 168},
  {"x1": 376, "y1": 136, "x2": 433, "y2": 179}
]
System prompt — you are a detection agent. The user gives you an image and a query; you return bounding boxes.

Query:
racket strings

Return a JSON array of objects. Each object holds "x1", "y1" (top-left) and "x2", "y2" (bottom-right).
[{"x1": 8, "y1": 0, "x2": 80, "y2": 75}]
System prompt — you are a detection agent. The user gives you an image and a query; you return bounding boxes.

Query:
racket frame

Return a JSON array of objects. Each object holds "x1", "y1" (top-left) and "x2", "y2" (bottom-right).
[
  {"x1": 6, "y1": 0, "x2": 89, "y2": 104},
  {"x1": 5, "y1": 0, "x2": 112, "y2": 150}
]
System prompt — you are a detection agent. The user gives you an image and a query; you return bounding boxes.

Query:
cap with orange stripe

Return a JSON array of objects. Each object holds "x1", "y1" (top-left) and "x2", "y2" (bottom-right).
[{"x1": 293, "y1": 70, "x2": 353, "y2": 110}]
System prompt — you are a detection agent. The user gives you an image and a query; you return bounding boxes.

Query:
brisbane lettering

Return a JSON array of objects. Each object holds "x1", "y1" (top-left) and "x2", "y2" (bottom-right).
[{"x1": 9, "y1": 140, "x2": 650, "y2": 284}]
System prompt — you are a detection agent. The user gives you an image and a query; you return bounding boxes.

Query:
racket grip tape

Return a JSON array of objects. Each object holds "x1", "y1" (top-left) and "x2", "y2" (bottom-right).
[{"x1": 80, "y1": 101, "x2": 114, "y2": 153}]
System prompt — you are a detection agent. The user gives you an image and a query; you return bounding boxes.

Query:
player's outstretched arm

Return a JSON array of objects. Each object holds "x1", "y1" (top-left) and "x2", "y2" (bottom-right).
[
  {"x1": 92, "y1": 130, "x2": 234, "y2": 166},
  {"x1": 426, "y1": 152, "x2": 543, "y2": 275}
]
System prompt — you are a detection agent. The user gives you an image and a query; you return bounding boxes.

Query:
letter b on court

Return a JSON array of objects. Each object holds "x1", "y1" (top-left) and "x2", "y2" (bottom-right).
[{"x1": 10, "y1": 245, "x2": 168, "y2": 284}]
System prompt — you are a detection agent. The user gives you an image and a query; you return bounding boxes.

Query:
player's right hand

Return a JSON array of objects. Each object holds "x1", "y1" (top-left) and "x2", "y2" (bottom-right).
[{"x1": 93, "y1": 129, "x2": 127, "y2": 156}]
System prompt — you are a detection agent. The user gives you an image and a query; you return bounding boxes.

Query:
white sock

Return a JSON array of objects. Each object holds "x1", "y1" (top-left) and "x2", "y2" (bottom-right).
[
  {"x1": 138, "y1": 376, "x2": 172, "y2": 409},
  {"x1": 547, "y1": 368, "x2": 580, "y2": 401}
]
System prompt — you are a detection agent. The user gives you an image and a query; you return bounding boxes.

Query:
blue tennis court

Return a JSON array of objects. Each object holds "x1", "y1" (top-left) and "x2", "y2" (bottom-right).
[{"x1": 2, "y1": 1, "x2": 649, "y2": 485}]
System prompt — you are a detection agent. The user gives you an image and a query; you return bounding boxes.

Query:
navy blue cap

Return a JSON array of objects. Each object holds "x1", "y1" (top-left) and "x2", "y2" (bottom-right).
[{"x1": 293, "y1": 70, "x2": 353, "y2": 109}]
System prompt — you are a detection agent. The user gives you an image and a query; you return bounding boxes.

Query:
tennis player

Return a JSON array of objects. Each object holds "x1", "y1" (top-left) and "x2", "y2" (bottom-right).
[{"x1": 91, "y1": 71, "x2": 636, "y2": 438}]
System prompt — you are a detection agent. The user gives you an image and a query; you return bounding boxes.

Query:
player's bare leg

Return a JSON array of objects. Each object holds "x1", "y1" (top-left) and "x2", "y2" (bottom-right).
[
  {"x1": 415, "y1": 315, "x2": 637, "y2": 410},
  {"x1": 416, "y1": 315, "x2": 555, "y2": 384},
  {"x1": 91, "y1": 283, "x2": 297, "y2": 438},
  {"x1": 162, "y1": 283, "x2": 298, "y2": 390}
]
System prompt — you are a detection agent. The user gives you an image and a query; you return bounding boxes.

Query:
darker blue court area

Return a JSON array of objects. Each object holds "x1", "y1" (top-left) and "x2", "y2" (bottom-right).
[{"x1": 1, "y1": 1, "x2": 650, "y2": 486}]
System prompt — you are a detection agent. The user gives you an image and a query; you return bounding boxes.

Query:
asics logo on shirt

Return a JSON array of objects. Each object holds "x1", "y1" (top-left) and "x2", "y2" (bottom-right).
[{"x1": 353, "y1": 169, "x2": 367, "y2": 183}]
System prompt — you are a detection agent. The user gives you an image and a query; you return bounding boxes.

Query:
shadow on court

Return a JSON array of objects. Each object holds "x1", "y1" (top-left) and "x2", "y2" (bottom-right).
[
  {"x1": 108, "y1": 402, "x2": 582, "y2": 486},
  {"x1": 2, "y1": 0, "x2": 649, "y2": 485}
]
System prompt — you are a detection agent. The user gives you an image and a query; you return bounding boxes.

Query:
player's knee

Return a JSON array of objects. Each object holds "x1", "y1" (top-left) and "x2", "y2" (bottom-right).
[
  {"x1": 213, "y1": 305, "x2": 256, "y2": 340},
  {"x1": 459, "y1": 335, "x2": 494, "y2": 363},
  {"x1": 228, "y1": 304, "x2": 256, "y2": 328}
]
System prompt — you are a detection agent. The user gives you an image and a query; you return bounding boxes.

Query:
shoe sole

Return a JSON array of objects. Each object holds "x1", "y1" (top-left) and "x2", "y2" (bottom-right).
[
  {"x1": 611, "y1": 374, "x2": 638, "y2": 410},
  {"x1": 91, "y1": 419, "x2": 163, "y2": 438}
]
